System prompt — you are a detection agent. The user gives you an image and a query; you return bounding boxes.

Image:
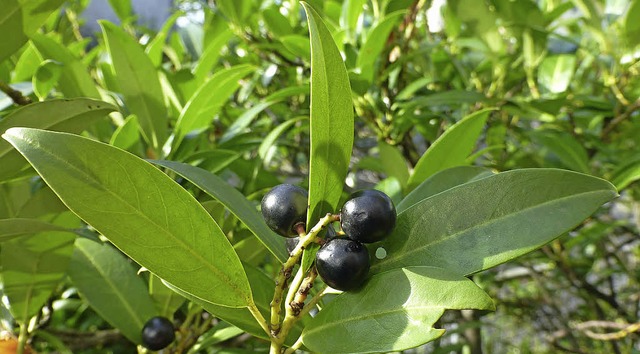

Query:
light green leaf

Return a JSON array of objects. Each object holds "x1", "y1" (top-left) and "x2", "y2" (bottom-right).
[
  {"x1": 68, "y1": 238, "x2": 158, "y2": 344},
  {"x1": 0, "y1": 98, "x2": 117, "y2": 182},
  {"x1": 302, "y1": 266, "x2": 495, "y2": 353},
  {"x1": 109, "y1": 115, "x2": 141, "y2": 153},
  {"x1": 151, "y1": 160, "x2": 288, "y2": 263},
  {"x1": 146, "y1": 11, "x2": 182, "y2": 67},
  {"x1": 107, "y1": 0, "x2": 133, "y2": 22},
  {"x1": 258, "y1": 117, "x2": 307, "y2": 162},
  {"x1": 378, "y1": 141, "x2": 410, "y2": 188},
  {"x1": 2, "y1": 128, "x2": 252, "y2": 308},
  {"x1": 11, "y1": 43, "x2": 42, "y2": 83},
  {"x1": 31, "y1": 34, "x2": 101, "y2": 99},
  {"x1": 356, "y1": 11, "x2": 405, "y2": 82},
  {"x1": 263, "y1": 8, "x2": 294, "y2": 37},
  {"x1": 340, "y1": 0, "x2": 366, "y2": 40},
  {"x1": 374, "y1": 169, "x2": 617, "y2": 276},
  {"x1": 193, "y1": 28, "x2": 234, "y2": 85},
  {"x1": 172, "y1": 65, "x2": 255, "y2": 150},
  {"x1": 399, "y1": 166, "x2": 494, "y2": 213},
  {"x1": 0, "y1": 218, "x2": 70, "y2": 242},
  {"x1": 623, "y1": 0, "x2": 640, "y2": 48},
  {"x1": 611, "y1": 158, "x2": 640, "y2": 190},
  {"x1": 100, "y1": 21, "x2": 167, "y2": 150},
  {"x1": 400, "y1": 90, "x2": 487, "y2": 109},
  {"x1": 0, "y1": 0, "x2": 65, "y2": 63},
  {"x1": 150, "y1": 274, "x2": 185, "y2": 318},
  {"x1": 407, "y1": 109, "x2": 494, "y2": 191},
  {"x1": 1, "y1": 221, "x2": 76, "y2": 323},
  {"x1": 538, "y1": 54, "x2": 577, "y2": 94},
  {"x1": 33, "y1": 60, "x2": 62, "y2": 100},
  {"x1": 302, "y1": 2, "x2": 354, "y2": 228},
  {"x1": 281, "y1": 35, "x2": 311, "y2": 61}
]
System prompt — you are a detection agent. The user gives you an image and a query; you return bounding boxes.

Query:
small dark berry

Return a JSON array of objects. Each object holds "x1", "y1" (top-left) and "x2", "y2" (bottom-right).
[
  {"x1": 141, "y1": 316, "x2": 175, "y2": 351},
  {"x1": 340, "y1": 189, "x2": 396, "y2": 243},
  {"x1": 316, "y1": 238, "x2": 370, "y2": 291},
  {"x1": 286, "y1": 237, "x2": 299, "y2": 254},
  {"x1": 261, "y1": 184, "x2": 308, "y2": 237}
]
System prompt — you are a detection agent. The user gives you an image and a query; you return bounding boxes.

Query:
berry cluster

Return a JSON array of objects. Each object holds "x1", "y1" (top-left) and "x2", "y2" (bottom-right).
[
  {"x1": 261, "y1": 185, "x2": 396, "y2": 291},
  {"x1": 141, "y1": 316, "x2": 175, "y2": 351}
]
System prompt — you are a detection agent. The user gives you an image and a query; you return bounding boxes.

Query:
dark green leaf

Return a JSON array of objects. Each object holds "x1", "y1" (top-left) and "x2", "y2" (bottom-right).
[
  {"x1": 33, "y1": 60, "x2": 62, "y2": 100},
  {"x1": 0, "y1": 218, "x2": 70, "y2": 242},
  {"x1": 68, "y1": 238, "x2": 158, "y2": 344},
  {"x1": 532, "y1": 130, "x2": 589, "y2": 173},
  {"x1": 151, "y1": 160, "x2": 288, "y2": 263},
  {"x1": 374, "y1": 169, "x2": 617, "y2": 276},
  {"x1": 302, "y1": 266, "x2": 495, "y2": 353},
  {"x1": 302, "y1": 2, "x2": 354, "y2": 228},
  {"x1": 2, "y1": 128, "x2": 252, "y2": 308},
  {"x1": 150, "y1": 274, "x2": 185, "y2": 318}
]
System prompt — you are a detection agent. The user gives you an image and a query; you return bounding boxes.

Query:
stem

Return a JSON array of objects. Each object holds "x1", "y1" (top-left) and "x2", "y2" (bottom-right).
[
  {"x1": 0, "y1": 81, "x2": 31, "y2": 106},
  {"x1": 248, "y1": 303, "x2": 270, "y2": 336},
  {"x1": 17, "y1": 322, "x2": 28, "y2": 354},
  {"x1": 283, "y1": 335, "x2": 305, "y2": 354}
]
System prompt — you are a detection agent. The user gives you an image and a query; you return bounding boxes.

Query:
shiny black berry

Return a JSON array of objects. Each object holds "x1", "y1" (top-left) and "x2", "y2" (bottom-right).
[
  {"x1": 261, "y1": 184, "x2": 308, "y2": 237},
  {"x1": 340, "y1": 189, "x2": 396, "y2": 243},
  {"x1": 141, "y1": 316, "x2": 175, "y2": 351},
  {"x1": 316, "y1": 238, "x2": 370, "y2": 291}
]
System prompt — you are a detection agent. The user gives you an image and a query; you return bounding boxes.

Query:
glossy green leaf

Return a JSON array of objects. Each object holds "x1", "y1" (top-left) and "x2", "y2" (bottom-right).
[
  {"x1": 151, "y1": 160, "x2": 288, "y2": 263},
  {"x1": 146, "y1": 11, "x2": 182, "y2": 67},
  {"x1": 2, "y1": 128, "x2": 252, "y2": 308},
  {"x1": 302, "y1": 266, "x2": 495, "y2": 353},
  {"x1": 399, "y1": 166, "x2": 494, "y2": 213},
  {"x1": 109, "y1": 115, "x2": 141, "y2": 153},
  {"x1": 302, "y1": 2, "x2": 354, "y2": 228},
  {"x1": 623, "y1": 0, "x2": 640, "y2": 48},
  {"x1": 149, "y1": 274, "x2": 185, "y2": 318},
  {"x1": 193, "y1": 28, "x2": 234, "y2": 85},
  {"x1": 1, "y1": 224, "x2": 75, "y2": 322},
  {"x1": 0, "y1": 218, "x2": 69, "y2": 242},
  {"x1": 407, "y1": 109, "x2": 494, "y2": 191},
  {"x1": 33, "y1": 60, "x2": 62, "y2": 100},
  {"x1": 538, "y1": 54, "x2": 576, "y2": 94},
  {"x1": 532, "y1": 130, "x2": 589, "y2": 173},
  {"x1": 172, "y1": 65, "x2": 255, "y2": 150},
  {"x1": 12, "y1": 43, "x2": 41, "y2": 83},
  {"x1": 68, "y1": 238, "x2": 157, "y2": 344},
  {"x1": 0, "y1": 0, "x2": 65, "y2": 63},
  {"x1": 356, "y1": 11, "x2": 405, "y2": 81},
  {"x1": 0, "y1": 98, "x2": 117, "y2": 182},
  {"x1": 100, "y1": 21, "x2": 167, "y2": 150},
  {"x1": 31, "y1": 34, "x2": 101, "y2": 99},
  {"x1": 374, "y1": 169, "x2": 617, "y2": 276},
  {"x1": 340, "y1": 0, "x2": 366, "y2": 40}
]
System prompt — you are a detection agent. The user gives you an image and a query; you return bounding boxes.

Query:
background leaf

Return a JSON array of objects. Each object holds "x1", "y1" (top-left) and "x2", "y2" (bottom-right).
[
  {"x1": 68, "y1": 238, "x2": 158, "y2": 344},
  {"x1": 0, "y1": 218, "x2": 70, "y2": 242},
  {"x1": 302, "y1": 2, "x2": 354, "y2": 228},
  {"x1": 301, "y1": 266, "x2": 495, "y2": 353},
  {"x1": 374, "y1": 169, "x2": 617, "y2": 276},
  {"x1": 2, "y1": 128, "x2": 252, "y2": 308},
  {"x1": 100, "y1": 21, "x2": 167, "y2": 150},
  {"x1": 407, "y1": 109, "x2": 494, "y2": 191}
]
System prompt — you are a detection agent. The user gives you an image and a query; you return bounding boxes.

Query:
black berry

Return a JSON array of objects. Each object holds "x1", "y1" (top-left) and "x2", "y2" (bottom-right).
[
  {"x1": 141, "y1": 316, "x2": 175, "y2": 351},
  {"x1": 340, "y1": 189, "x2": 396, "y2": 243},
  {"x1": 261, "y1": 184, "x2": 308, "y2": 237},
  {"x1": 316, "y1": 238, "x2": 370, "y2": 291},
  {"x1": 285, "y1": 227, "x2": 336, "y2": 254}
]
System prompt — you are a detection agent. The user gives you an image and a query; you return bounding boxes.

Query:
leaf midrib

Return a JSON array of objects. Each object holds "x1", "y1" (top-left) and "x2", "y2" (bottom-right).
[{"x1": 374, "y1": 188, "x2": 612, "y2": 273}]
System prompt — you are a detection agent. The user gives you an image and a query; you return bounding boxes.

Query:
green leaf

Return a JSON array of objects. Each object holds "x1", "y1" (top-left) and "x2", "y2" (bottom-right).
[
  {"x1": 378, "y1": 141, "x2": 410, "y2": 189},
  {"x1": 0, "y1": 218, "x2": 69, "y2": 242},
  {"x1": 373, "y1": 169, "x2": 617, "y2": 276},
  {"x1": 12, "y1": 43, "x2": 41, "y2": 83},
  {"x1": 281, "y1": 35, "x2": 311, "y2": 61},
  {"x1": 623, "y1": 0, "x2": 640, "y2": 48},
  {"x1": 2, "y1": 128, "x2": 252, "y2": 308},
  {"x1": 263, "y1": 8, "x2": 294, "y2": 37},
  {"x1": 532, "y1": 130, "x2": 590, "y2": 173},
  {"x1": 33, "y1": 59, "x2": 62, "y2": 100},
  {"x1": 31, "y1": 34, "x2": 101, "y2": 99},
  {"x1": 611, "y1": 158, "x2": 640, "y2": 190},
  {"x1": 150, "y1": 160, "x2": 288, "y2": 263},
  {"x1": 1, "y1": 222, "x2": 76, "y2": 322},
  {"x1": 407, "y1": 109, "x2": 494, "y2": 191},
  {"x1": 100, "y1": 21, "x2": 167, "y2": 150},
  {"x1": 0, "y1": 98, "x2": 117, "y2": 182},
  {"x1": 107, "y1": 0, "x2": 133, "y2": 22},
  {"x1": 150, "y1": 274, "x2": 185, "y2": 318},
  {"x1": 109, "y1": 115, "x2": 141, "y2": 153},
  {"x1": 399, "y1": 166, "x2": 495, "y2": 213},
  {"x1": 538, "y1": 54, "x2": 576, "y2": 94},
  {"x1": 146, "y1": 11, "x2": 182, "y2": 67},
  {"x1": 258, "y1": 116, "x2": 307, "y2": 163},
  {"x1": 216, "y1": 0, "x2": 253, "y2": 24},
  {"x1": 302, "y1": 2, "x2": 355, "y2": 228},
  {"x1": 340, "y1": 0, "x2": 366, "y2": 40},
  {"x1": 172, "y1": 65, "x2": 255, "y2": 151},
  {"x1": 0, "y1": 0, "x2": 65, "y2": 63},
  {"x1": 356, "y1": 11, "x2": 405, "y2": 82},
  {"x1": 400, "y1": 90, "x2": 487, "y2": 109},
  {"x1": 301, "y1": 266, "x2": 495, "y2": 353},
  {"x1": 68, "y1": 238, "x2": 158, "y2": 344},
  {"x1": 193, "y1": 28, "x2": 234, "y2": 85}
]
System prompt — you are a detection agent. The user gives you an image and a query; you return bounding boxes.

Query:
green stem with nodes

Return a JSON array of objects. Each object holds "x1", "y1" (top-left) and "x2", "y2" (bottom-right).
[
  {"x1": 17, "y1": 322, "x2": 28, "y2": 354},
  {"x1": 269, "y1": 213, "x2": 339, "y2": 353},
  {"x1": 281, "y1": 286, "x2": 329, "y2": 354}
]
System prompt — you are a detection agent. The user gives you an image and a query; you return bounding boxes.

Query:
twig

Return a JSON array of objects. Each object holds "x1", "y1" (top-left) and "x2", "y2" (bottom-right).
[
  {"x1": 0, "y1": 81, "x2": 31, "y2": 106},
  {"x1": 574, "y1": 321, "x2": 640, "y2": 341}
]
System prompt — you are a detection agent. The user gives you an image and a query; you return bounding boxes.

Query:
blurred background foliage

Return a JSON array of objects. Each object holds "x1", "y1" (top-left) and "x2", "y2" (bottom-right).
[{"x1": 0, "y1": 0, "x2": 639, "y2": 353}]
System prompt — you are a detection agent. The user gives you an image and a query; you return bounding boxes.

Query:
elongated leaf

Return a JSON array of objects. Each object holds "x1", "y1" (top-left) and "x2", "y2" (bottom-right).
[
  {"x1": 1, "y1": 224, "x2": 76, "y2": 322},
  {"x1": 31, "y1": 34, "x2": 101, "y2": 99},
  {"x1": 378, "y1": 141, "x2": 410, "y2": 188},
  {"x1": 611, "y1": 158, "x2": 640, "y2": 190},
  {"x1": 33, "y1": 60, "x2": 62, "y2": 100},
  {"x1": 532, "y1": 130, "x2": 589, "y2": 173},
  {"x1": 623, "y1": 0, "x2": 640, "y2": 48},
  {"x1": 0, "y1": 218, "x2": 69, "y2": 242},
  {"x1": 258, "y1": 116, "x2": 307, "y2": 161},
  {"x1": 149, "y1": 274, "x2": 185, "y2": 318},
  {"x1": 356, "y1": 11, "x2": 405, "y2": 81},
  {"x1": 193, "y1": 28, "x2": 234, "y2": 85},
  {"x1": 538, "y1": 54, "x2": 576, "y2": 94},
  {"x1": 151, "y1": 160, "x2": 288, "y2": 263},
  {"x1": 302, "y1": 3, "x2": 354, "y2": 228},
  {"x1": 407, "y1": 109, "x2": 494, "y2": 191},
  {"x1": 0, "y1": 0, "x2": 65, "y2": 63},
  {"x1": 68, "y1": 238, "x2": 158, "y2": 344},
  {"x1": 101, "y1": 21, "x2": 167, "y2": 150},
  {"x1": 2, "y1": 128, "x2": 252, "y2": 308},
  {"x1": 401, "y1": 90, "x2": 487, "y2": 109},
  {"x1": 399, "y1": 166, "x2": 494, "y2": 213},
  {"x1": 374, "y1": 169, "x2": 617, "y2": 276},
  {"x1": 302, "y1": 266, "x2": 495, "y2": 353},
  {"x1": 172, "y1": 65, "x2": 255, "y2": 150},
  {"x1": 0, "y1": 98, "x2": 117, "y2": 181}
]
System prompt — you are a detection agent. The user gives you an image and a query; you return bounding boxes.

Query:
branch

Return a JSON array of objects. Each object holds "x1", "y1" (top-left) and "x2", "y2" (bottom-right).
[
  {"x1": 574, "y1": 321, "x2": 640, "y2": 341},
  {"x1": 0, "y1": 81, "x2": 31, "y2": 106}
]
